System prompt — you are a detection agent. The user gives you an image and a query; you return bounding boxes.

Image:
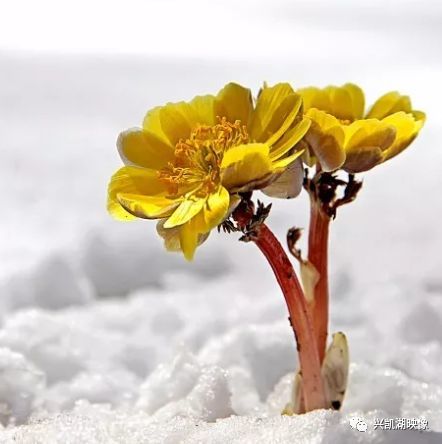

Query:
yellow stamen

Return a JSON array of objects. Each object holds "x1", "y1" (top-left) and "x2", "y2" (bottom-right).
[{"x1": 159, "y1": 117, "x2": 249, "y2": 197}]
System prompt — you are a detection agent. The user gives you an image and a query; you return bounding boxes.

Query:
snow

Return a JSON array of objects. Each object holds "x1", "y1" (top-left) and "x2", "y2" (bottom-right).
[
  {"x1": 1, "y1": 0, "x2": 442, "y2": 441},
  {"x1": 2, "y1": 403, "x2": 441, "y2": 443},
  {"x1": 0, "y1": 270, "x2": 441, "y2": 441},
  {"x1": 0, "y1": 348, "x2": 45, "y2": 426}
]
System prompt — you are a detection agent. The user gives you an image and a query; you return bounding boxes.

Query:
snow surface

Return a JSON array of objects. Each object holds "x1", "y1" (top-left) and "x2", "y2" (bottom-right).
[{"x1": 1, "y1": 1, "x2": 442, "y2": 441}]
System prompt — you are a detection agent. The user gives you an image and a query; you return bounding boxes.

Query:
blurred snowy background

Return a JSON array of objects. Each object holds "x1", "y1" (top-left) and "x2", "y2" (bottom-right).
[{"x1": 0, "y1": 0, "x2": 442, "y2": 442}]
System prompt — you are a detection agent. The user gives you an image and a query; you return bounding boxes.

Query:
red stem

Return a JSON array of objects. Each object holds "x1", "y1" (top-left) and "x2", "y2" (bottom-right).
[
  {"x1": 307, "y1": 199, "x2": 331, "y2": 364},
  {"x1": 250, "y1": 223, "x2": 327, "y2": 411}
]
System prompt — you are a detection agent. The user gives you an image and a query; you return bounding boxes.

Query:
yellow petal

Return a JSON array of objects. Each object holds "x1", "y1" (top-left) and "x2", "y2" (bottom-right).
[
  {"x1": 366, "y1": 91, "x2": 412, "y2": 119},
  {"x1": 163, "y1": 196, "x2": 206, "y2": 228},
  {"x1": 107, "y1": 166, "x2": 169, "y2": 221},
  {"x1": 342, "y1": 146, "x2": 383, "y2": 173},
  {"x1": 179, "y1": 221, "x2": 199, "y2": 261},
  {"x1": 300, "y1": 139, "x2": 316, "y2": 168},
  {"x1": 307, "y1": 108, "x2": 342, "y2": 132},
  {"x1": 158, "y1": 102, "x2": 196, "y2": 146},
  {"x1": 143, "y1": 94, "x2": 216, "y2": 146},
  {"x1": 156, "y1": 219, "x2": 182, "y2": 252},
  {"x1": 145, "y1": 87, "x2": 254, "y2": 148},
  {"x1": 298, "y1": 87, "x2": 331, "y2": 112},
  {"x1": 215, "y1": 83, "x2": 253, "y2": 126},
  {"x1": 117, "y1": 193, "x2": 180, "y2": 219},
  {"x1": 142, "y1": 106, "x2": 169, "y2": 143},
  {"x1": 117, "y1": 128, "x2": 175, "y2": 170},
  {"x1": 323, "y1": 85, "x2": 354, "y2": 121},
  {"x1": 412, "y1": 110, "x2": 426, "y2": 122},
  {"x1": 342, "y1": 83, "x2": 365, "y2": 120},
  {"x1": 300, "y1": 83, "x2": 365, "y2": 121},
  {"x1": 108, "y1": 200, "x2": 135, "y2": 221},
  {"x1": 381, "y1": 111, "x2": 425, "y2": 161},
  {"x1": 262, "y1": 158, "x2": 304, "y2": 199},
  {"x1": 304, "y1": 109, "x2": 346, "y2": 172},
  {"x1": 221, "y1": 143, "x2": 273, "y2": 191},
  {"x1": 156, "y1": 219, "x2": 209, "y2": 254},
  {"x1": 192, "y1": 186, "x2": 230, "y2": 233},
  {"x1": 264, "y1": 94, "x2": 303, "y2": 146},
  {"x1": 171, "y1": 187, "x2": 230, "y2": 259},
  {"x1": 271, "y1": 149, "x2": 304, "y2": 172},
  {"x1": 189, "y1": 94, "x2": 216, "y2": 126},
  {"x1": 344, "y1": 119, "x2": 396, "y2": 150},
  {"x1": 250, "y1": 83, "x2": 294, "y2": 141},
  {"x1": 343, "y1": 119, "x2": 396, "y2": 172},
  {"x1": 270, "y1": 117, "x2": 310, "y2": 161}
]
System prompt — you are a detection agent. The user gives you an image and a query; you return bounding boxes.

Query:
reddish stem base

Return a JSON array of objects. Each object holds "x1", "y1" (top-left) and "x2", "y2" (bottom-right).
[
  {"x1": 307, "y1": 200, "x2": 331, "y2": 364},
  {"x1": 233, "y1": 205, "x2": 327, "y2": 411}
]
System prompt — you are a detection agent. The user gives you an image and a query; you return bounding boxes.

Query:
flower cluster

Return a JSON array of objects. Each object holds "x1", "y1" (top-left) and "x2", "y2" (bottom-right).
[
  {"x1": 299, "y1": 84, "x2": 425, "y2": 173},
  {"x1": 107, "y1": 82, "x2": 424, "y2": 259}
]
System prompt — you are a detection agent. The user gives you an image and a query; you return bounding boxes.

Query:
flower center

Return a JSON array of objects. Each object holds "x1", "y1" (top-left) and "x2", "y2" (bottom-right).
[{"x1": 159, "y1": 117, "x2": 249, "y2": 196}]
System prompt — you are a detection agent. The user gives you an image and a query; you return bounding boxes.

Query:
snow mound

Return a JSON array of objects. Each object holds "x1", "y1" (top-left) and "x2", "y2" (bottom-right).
[
  {"x1": 2, "y1": 402, "x2": 440, "y2": 444},
  {"x1": 0, "y1": 348, "x2": 45, "y2": 426},
  {"x1": 0, "y1": 255, "x2": 94, "y2": 313}
]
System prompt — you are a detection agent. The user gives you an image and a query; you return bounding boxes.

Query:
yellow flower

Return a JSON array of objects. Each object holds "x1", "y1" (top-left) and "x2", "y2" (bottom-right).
[
  {"x1": 298, "y1": 83, "x2": 425, "y2": 173},
  {"x1": 108, "y1": 82, "x2": 310, "y2": 260}
]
